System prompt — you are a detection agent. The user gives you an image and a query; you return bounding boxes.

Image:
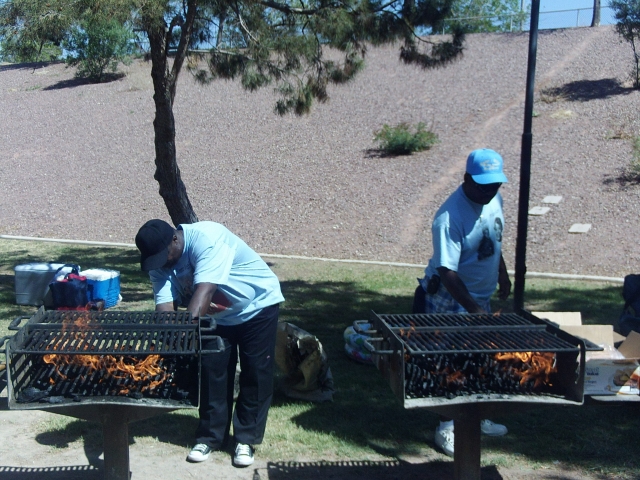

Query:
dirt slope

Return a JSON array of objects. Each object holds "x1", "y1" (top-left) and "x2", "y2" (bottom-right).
[{"x1": 1, "y1": 26, "x2": 639, "y2": 278}]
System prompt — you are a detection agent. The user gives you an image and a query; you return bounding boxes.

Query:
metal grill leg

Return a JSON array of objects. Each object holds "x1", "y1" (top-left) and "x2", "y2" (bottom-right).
[
  {"x1": 453, "y1": 412, "x2": 481, "y2": 480},
  {"x1": 103, "y1": 415, "x2": 131, "y2": 480}
]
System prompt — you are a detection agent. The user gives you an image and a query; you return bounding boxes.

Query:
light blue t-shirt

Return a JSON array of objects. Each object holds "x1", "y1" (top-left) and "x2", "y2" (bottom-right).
[
  {"x1": 423, "y1": 185, "x2": 504, "y2": 303},
  {"x1": 149, "y1": 222, "x2": 284, "y2": 326}
]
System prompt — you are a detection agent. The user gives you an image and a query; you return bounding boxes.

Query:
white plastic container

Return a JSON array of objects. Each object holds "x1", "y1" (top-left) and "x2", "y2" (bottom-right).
[{"x1": 14, "y1": 263, "x2": 77, "y2": 306}]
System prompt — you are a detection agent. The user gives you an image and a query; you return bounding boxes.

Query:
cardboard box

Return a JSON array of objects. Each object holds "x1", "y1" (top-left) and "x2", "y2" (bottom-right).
[{"x1": 535, "y1": 311, "x2": 640, "y2": 397}]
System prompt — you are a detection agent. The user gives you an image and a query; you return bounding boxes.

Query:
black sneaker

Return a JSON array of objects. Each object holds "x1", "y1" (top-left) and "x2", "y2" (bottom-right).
[
  {"x1": 187, "y1": 443, "x2": 212, "y2": 462},
  {"x1": 233, "y1": 443, "x2": 254, "y2": 467}
]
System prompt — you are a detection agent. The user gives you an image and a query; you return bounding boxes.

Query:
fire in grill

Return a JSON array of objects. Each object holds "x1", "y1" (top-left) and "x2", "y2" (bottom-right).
[
  {"x1": 1, "y1": 306, "x2": 222, "y2": 480},
  {"x1": 5, "y1": 308, "x2": 202, "y2": 408},
  {"x1": 364, "y1": 311, "x2": 586, "y2": 408},
  {"x1": 363, "y1": 310, "x2": 588, "y2": 480}
]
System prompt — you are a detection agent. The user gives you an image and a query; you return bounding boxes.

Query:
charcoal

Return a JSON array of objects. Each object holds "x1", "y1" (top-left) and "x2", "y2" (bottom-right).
[
  {"x1": 403, "y1": 351, "x2": 558, "y2": 398},
  {"x1": 17, "y1": 386, "x2": 50, "y2": 403}
]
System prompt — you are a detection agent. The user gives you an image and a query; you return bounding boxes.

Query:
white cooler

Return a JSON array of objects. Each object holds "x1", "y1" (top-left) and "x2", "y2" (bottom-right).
[{"x1": 14, "y1": 263, "x2": 77, "y2": 306}]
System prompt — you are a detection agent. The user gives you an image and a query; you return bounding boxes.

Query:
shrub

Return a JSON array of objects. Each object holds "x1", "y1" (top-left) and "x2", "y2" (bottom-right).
[
  {"x1": 63, "y1": 18, "x2": 134, "y2": 82},
  {"x1": 373, "y1": 122, "x2": 438, "y2": 155}
]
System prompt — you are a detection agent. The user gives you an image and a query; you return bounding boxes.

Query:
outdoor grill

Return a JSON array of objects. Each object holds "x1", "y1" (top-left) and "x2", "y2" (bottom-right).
[
  {"x1": 362, "y1": 310, "x2": 588, "y2": 480},
  {"x1": 0, "y1": 307, "x2": 223, "y2": 480}
]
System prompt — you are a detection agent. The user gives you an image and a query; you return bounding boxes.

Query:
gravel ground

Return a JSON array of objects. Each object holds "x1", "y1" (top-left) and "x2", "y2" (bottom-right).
[
  {"x1": 3, "y1": 28, "x2": 638, "y2": 479},
  {"x1": 1, "y1": 25, "x2": 639, "y2": 279}
]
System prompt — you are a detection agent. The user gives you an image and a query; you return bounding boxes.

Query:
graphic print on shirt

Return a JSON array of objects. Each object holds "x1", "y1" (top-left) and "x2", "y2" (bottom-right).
[
  {"x1": 477, "y1": 225, "x2": 495, "y2": 261},
  {"x1": 494, "y1": 217, "x2": 503, "y2": 242}
]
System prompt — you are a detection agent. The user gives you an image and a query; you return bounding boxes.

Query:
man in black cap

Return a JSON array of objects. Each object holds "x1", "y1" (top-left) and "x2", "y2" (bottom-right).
[{"x1": 135, "y1": 219, "x2": 284, "y2": 467}]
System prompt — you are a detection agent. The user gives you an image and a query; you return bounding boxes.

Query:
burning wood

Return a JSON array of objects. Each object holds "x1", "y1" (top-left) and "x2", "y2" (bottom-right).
[
  {"x1": 42, "y1": 353, "x2": 169, "y2": 394},
  {"x1": 404, "y1": 351, "x2": 558, "y2": 399}
]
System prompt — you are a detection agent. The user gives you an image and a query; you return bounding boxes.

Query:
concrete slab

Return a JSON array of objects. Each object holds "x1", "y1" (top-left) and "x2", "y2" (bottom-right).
[
  {"x1": 543, "y1": 195, "x2": 563, "y2": 204},
  {"x1": 569, "y1": 223, "x2": 592, "y2": 233},
  {"x1": 529, "y1": 206, "x2": 550, "y2": 215}
]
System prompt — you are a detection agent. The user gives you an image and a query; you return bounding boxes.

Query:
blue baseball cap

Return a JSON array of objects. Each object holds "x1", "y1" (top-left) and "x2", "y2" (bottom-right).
[{"x1": 466, "y1": 149, "x2": 508, "y2": 184}]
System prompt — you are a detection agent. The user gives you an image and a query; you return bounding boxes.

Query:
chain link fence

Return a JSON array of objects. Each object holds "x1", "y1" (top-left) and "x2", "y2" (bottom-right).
[
  {"x1": 538, "y1": 5, "x2": 616, "y2": 30},
  {"x1": 442, "y1": 6, "x2": 617, "y2": 33}
]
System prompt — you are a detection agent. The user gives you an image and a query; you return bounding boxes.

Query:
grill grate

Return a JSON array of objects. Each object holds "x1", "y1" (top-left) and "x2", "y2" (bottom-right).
[
  {"x1": 373, "y1": 312, "x2": 580, "y2": 355},
  {"x1": 378, "y1": 312, "x2": 532, "y2": 328},
  {"x1": 399, "y1": 327, "x2": 579, "y2": 354},
  {"x1": 12, "y1": 310, "x2": 196, "y2": 355}
]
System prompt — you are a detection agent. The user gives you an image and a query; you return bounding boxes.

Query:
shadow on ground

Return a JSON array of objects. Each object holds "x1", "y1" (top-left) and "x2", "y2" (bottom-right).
[{"x1": 541, "y1": 78, "x2": 633, "y2": 102}]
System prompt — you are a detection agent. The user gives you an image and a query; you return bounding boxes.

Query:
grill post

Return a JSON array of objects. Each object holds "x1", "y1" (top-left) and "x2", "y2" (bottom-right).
[
  {"x1": 103, "y1": 413, "x2": 131, "y2": 480},
  {"x1": 32, "y1": 404, "x2": 181, "y2": 480},
  {"x1": 453, "y1": 409, "x2": 482, "y2": 480}
]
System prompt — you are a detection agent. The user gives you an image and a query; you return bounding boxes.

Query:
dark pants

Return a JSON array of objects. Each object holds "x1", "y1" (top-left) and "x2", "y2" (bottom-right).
[
  {"x1": 412, "y1": 284, "x2": 426, "y2": 314},
  {"x1": 196, "y1": 304, "x2": 279, "y2": 448}
]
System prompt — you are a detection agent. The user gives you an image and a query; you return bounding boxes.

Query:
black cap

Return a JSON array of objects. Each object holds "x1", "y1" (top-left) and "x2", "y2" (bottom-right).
[{"x1": 135, "y1": 219, "x2": 175, "y2": 271}]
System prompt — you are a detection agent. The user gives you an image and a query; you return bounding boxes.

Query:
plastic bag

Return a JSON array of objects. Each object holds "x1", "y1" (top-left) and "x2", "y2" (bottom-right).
[
  {"x1": 275, "y1": 322, "x2": 334, "y2": 402},
  {"x1": 343, "y1": 323, "x2": 374, "y2": 365}
]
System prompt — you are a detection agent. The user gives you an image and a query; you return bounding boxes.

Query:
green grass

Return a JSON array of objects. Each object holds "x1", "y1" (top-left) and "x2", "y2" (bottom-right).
[{"x1": 0, "y1": 239, "x2": 638, "y2": 477}]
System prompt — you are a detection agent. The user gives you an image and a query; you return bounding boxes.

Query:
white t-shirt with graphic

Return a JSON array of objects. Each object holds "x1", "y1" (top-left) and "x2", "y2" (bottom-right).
[
  {"x1": 423, "y1": 185, "x2": 504, "y2": 303},
  {"x1": 149, "y1": 222, "x2": 284, "y2": 326}
]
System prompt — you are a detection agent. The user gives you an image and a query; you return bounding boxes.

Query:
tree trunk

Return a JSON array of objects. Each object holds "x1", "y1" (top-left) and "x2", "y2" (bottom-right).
[
  {"x1": 591, "y1": 0, "x2": 601, "y2": 27},
  {"x1": 145, "y1": 6, "x2": 199, "y2": 226}
]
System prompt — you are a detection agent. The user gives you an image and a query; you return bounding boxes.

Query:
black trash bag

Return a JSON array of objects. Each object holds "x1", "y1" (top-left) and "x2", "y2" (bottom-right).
[{"x1": 617, "y1": 274, "x2": 640, "y2": 336}]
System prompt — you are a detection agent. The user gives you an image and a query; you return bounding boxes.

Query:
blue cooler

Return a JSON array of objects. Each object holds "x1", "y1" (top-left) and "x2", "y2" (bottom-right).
[{"x1": 82, "y1": 269, "x2": 121, "y2": 308}]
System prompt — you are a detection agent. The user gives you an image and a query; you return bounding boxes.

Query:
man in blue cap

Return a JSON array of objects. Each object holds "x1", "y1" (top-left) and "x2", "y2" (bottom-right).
[{"x1": 413, "y1": 148, "x2": 512, "y2": 456}]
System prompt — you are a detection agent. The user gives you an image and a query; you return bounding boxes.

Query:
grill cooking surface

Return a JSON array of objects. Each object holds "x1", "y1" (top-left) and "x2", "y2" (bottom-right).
[
  {"x1": 374, "y1": 312, "x2": 580, "y2": 354},
  {"x1": 13, "y1": 310, "x2": 196, "y2": 355},
  {"x1": 398, "y1": 327, "x2": 578, "y2": 354},
  {"x1": 5, "y1": 309, "x2": 200, "y2": 407},
  {"x1": 378, "y1": 312, "x2": 532, "y2": 328},
  {"x1": 367, "y1": 311, "x2": 586, "y2": 407}
]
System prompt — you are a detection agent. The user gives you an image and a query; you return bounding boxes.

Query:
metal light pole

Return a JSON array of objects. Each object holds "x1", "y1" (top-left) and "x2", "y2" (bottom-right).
[{"x1": 513, "y1": 0, "x2": 540, "y2": 312}]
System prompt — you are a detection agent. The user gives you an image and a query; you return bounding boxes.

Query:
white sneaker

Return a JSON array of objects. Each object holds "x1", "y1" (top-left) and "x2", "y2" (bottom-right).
[
  {"x1": 434, "y1": 427, "x2": 454, "y2": 457},
  {"x1": 187, "y1": 443, "x2": 212, "y2": 462},
  {"x1": 481, "y1": 419, "x2": 508, "y2": 436},
  {"x1": 233, "y1": 443, "x2": 254, "y2": 467}
]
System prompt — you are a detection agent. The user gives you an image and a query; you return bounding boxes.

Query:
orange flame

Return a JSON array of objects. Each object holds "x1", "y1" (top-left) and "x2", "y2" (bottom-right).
[
  {"x1": 493, "y1": 352, "x2": 556, "y2": 388},
  {"x1": 42, "y1": 312, "x2": 169, "y2": 395}
]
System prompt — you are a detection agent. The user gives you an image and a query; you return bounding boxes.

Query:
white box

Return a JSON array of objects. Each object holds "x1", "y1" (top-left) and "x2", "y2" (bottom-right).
[
  {"x1": 14, "y1": 263, "x2": 77, "y2": 306},
  {"x1": 541, "y1": 311, "x2": 640, "y2": 397}
]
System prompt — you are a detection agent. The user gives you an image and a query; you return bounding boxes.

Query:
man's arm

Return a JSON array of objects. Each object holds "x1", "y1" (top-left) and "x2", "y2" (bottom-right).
[
  {"x1": 187, "y1": 282, "x2": 217, "y2": 319},
  {"x1": 437, "y1": 266, "x2": 487, "y2": 314},
  {"x1": 497, "y1": 254, "x2": 511, "y2": 301},
  {"x1": 156, "y1": 301, "x2": 176, "y2": 312}
]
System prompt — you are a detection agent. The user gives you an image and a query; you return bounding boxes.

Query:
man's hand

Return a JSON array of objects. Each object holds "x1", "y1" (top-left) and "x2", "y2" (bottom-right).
[{"x1": 437, "y1": 267, "x2": 487, "y2": 314}]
